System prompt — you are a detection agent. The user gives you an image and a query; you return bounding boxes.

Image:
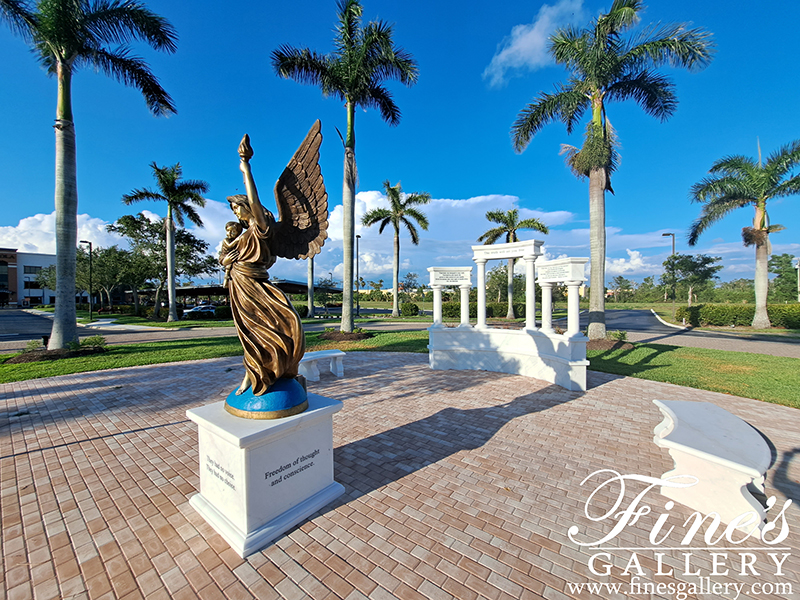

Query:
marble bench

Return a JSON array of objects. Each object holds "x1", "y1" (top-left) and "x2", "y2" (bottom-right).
[
  {"x1": 653, "y1": 399, "x2": 772, "y2": 529},
  {"x1": 298, "y1": 350, "x2": 346, "y2": 382}
]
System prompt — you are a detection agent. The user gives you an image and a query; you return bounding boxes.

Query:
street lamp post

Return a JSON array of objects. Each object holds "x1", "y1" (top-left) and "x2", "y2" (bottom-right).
[
  {"x1": 80, "y1": 240, "x2": 93, "y2": 323},
  {"x1": 795, "y1": 259, "x2": 800, "y2": 303},
  {"x1": 355, "y1": 234, "x2": 361, "y2": 318},
  {"x1": 662, "y1": 232, "x2": 676, "y2": 320}
]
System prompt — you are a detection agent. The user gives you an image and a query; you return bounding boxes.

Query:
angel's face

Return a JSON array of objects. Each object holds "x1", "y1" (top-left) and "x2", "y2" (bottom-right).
[{"x1": 231, "y1": 203, "x2": 251, "y2": 221}]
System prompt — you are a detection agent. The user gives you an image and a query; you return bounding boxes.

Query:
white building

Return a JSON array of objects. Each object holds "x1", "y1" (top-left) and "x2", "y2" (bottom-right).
[{"x1": 0, "y1": 248, "x2": 57, "y2": 307}]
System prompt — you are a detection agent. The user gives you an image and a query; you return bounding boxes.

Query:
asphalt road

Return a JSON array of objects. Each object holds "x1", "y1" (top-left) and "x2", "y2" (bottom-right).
[
  {"x1": 581, "y1": 309, "x2": 800, "y2": 358},
  {"x1": 2, "y1": 308, "x2": 799, "y2": 358}
]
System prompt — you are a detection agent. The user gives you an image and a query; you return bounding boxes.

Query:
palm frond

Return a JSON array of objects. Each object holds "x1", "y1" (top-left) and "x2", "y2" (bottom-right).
[
  {"x1": 403, "y1": 207, "x2": 429, "y2": 230},
  {"x1": 83, "y1": 46, "x2": 175, "y2": 115},
  {"x1": 687, "y1": 195, "x2": 751, "y2": 245},
  {"x1": 122, "y1": 188, "x2": 164, "y2": 204},
  {"x1": 361, "y1": 207, "x2": 392, "y2": 227},
  {"x1": 401, "y1": 218, "x2": 420, "y2": 245},
  {"x1": 485, "y1": 209, "x2": 513, "y2": 226},
  {"x1": 83, "y1": 0, "x2": 177, "y2": 53},
  {"x1": 764, "y1": 139, "x2": 800, "y2": 180},
  {"x1": 511, "y1": 85, "x2": 588, "y2": 152},
  {"x1": 361, "y1": 84, "x2": 401, "y2": 126},
  {"x1": 518, "y1": 218, "x2": 549, "y2": 234},
  {"x1": 605, "y1": 69, "x2": 676, "y2": 120},
  {"x1": 0, "y1": 0, "x2": 37, "y2": 38},
  {"x1": 177, "y1": 203, "x2": 203, "y2": 228},
  {"x1": 690, "y1": 174, "x2": 755, "y2": 204},
  {"x1": 271, "y1": 46, "x2": 334, "y2": 90},
  {"x1": 477, "y1": 227, "x2": 506, "y2": 245},
  {"x1": 625, "y1": 23, "x2": 715, "y2": 72}
]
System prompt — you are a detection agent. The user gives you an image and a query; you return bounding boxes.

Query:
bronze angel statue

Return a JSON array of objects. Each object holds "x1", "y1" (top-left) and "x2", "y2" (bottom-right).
[{"x1": 221, "y1": 121, "x2": 328, "y2": 419}]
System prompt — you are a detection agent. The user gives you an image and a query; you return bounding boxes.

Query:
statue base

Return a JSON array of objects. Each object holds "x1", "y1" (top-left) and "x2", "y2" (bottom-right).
[
  {"x1": 186, "y1": 394, "x2": 344, "y2": 557},
  {"x1": 224, "y1": 376, "x2": 308, "y2": 419}
]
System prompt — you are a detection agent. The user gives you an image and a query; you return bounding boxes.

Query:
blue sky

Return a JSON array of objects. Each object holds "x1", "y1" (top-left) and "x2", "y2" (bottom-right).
[{"x1": 1, "y1": 0, "x2": 798, "y2": 287}]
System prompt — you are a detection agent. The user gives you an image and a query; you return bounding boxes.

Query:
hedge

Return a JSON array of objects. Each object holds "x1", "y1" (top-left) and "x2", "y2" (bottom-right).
[
  {"x1": 486, "y1": 302, "x2": 526, "y2": 318},
  {"x1": 400, "y1": 302, "x2": 420, "y2": 316},
  {"x1": 442, "y1": 302, "x2": 493, "y2": 319},
  {"x1": 676, "y1": 303, "x2": 800, "y2": 328}
]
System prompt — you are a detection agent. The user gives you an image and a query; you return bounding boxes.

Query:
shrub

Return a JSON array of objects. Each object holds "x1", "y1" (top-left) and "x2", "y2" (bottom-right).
[
  {"x1": 400, "y1": 302, "x2": 420, "y2": 317},
  {"x1": 675, "y1": 303, "x2": 800, "y2": 328},
  {"x1": 24, "y1": 339, "x2": 42, "y2": 353},
  {"x1": 215, "y1": 305, "x2": 233, "y2": 319},
  {"x1": 441, "y1": 302, "x2": 493, "y2": 319},
  {"x1": 486, "y1": 303, "x2": 526, "y2": 318},
  {"x1": 607, "y1": 330, "x2": 628, "y2": 342},
  {"x1": 81, "y1": 335, "x2": 107, "y2": 348},
  {"x1": 294, "y1": 305, "x2": 308, "y2": 318}
]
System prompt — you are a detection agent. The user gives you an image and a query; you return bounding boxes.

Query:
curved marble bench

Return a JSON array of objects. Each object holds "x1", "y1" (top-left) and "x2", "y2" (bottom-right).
[
  {"x1": 298, "y1": 350, "x2": 346, "y2": 382},
  {"x1": 653, "y1": 399, "x2": 772, "y2": 528}
]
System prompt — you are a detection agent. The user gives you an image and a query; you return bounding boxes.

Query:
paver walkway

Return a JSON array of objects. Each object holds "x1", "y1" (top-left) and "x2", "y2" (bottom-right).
[{"x1": 1, "y1": 353, "x2": 798, "y2": 599}]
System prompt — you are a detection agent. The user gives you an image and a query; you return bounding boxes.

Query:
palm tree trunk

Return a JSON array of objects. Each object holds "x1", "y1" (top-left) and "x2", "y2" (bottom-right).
[
  {"x1": 307, "y1": 256, "x2": 315, "y2": 318},
  {"x1": 753, "y1": 240, "x2": 771, "y2": 328},
  {"x1": 392, "y1": 230, "x2": 400, "y2": 318},
  {"x1": 49, "y1": 64, "x2": 78, "y2": 349},
  {"x1": 340, "y1": 101, "x2": 356, "y2": 332},
  {"x1": 166, "y1": 208, "x2": 178, "y2": 322},
  {"x1": 587, "y1": 166, "x2": 607, "y2": 340},
  {"x1": 506, "y1": 258, "x2": 515, "y2": 318}
]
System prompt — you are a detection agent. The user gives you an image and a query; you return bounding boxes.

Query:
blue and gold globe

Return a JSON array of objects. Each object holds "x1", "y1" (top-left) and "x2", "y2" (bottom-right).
[{"x1": 224, "y1": 377, "x2": 308, "y2": 419}]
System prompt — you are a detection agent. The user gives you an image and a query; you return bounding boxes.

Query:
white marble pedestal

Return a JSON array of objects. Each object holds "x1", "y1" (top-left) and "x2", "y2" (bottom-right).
[{"x1": 186, "y1": 393, "x2": 345, "y2": 557}]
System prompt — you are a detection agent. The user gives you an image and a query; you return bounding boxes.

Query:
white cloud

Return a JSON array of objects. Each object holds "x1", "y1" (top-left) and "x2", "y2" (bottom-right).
[
  {"x1": 0, "y1": 212, "x2": 123, "y2": 253},
  {"x1": 483, "y1": 0, "x2": 585, "y2": 87},
  {"x1": 605, "y1": 249, "x2": 659, "y2": 276}
]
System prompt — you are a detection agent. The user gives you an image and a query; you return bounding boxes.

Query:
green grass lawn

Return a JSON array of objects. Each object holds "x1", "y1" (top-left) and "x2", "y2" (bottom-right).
[
  {"x1": 587, "y1": 343, "x2": 800, "y2": 409},
  {"x1": 2, "y1": 331, "x2": 797, "y2": 409}
]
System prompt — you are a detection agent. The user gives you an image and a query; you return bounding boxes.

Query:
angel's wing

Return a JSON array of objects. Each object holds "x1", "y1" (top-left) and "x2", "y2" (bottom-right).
[{"x1": 271, "y1": 120, "x2": 329, "y2": 260}]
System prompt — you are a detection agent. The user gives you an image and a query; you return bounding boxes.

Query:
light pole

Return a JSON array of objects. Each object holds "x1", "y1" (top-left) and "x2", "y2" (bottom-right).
[
  {"x1": 795, "y1": 259, "x2": 800, "y2": 303},
  {"x1": 355, "y1": 234, "x2": 361, "y2": 317},
  {"x1": 80, "y1": 240, "x2": 93, "y2": 323},
  {"x1": 662, "y1": 232, "x2": 676, "y2": 320}
]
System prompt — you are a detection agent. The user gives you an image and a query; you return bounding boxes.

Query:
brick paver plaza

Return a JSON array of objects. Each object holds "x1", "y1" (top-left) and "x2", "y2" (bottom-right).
[{"x1": 2, "y1": 352, "x2": 798, "y2": 599}]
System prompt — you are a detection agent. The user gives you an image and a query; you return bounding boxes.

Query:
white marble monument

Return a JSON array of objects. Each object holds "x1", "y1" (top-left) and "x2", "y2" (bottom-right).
[
  {"x1": 187, "y1": 394, "x2": 345, "y2": 557},
  {"x1": 427, "y1": 242, "x2": 590, "y2": 391}
]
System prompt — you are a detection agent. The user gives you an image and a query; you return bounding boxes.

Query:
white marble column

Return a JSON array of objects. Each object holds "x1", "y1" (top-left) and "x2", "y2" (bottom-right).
[
  {"x1": 566, "y1": 280, "x2": 582, "y2": 335},
  {"x1": 431, "y1": 285, "x2": 443, "y2": 328},
  {"x1": 458, "y1": 284, "x2": 471, "y2": 327},
  {"x1": 540, "y1": 282, "x2": 553, "y2": 332},
  {"x1": 524, "y1": 255, "x2": 537, "y2": 330},
  {"x1": 475, "y1": 258, "x2": 487, "y2": 329}
]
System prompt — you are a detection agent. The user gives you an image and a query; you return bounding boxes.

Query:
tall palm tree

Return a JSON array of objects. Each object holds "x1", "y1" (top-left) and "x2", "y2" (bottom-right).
[
  {"x1": 478, "y1": 209, "x2": 549, "y2": 318},
  {"x1": 2, "y1": 0, "x2": 177, "y2": 348},
  {"x1": 122, "y1": 162, "x2": 208, "y2": 322},
  {"x1": 272, "y1": 0, "x2": 418, "y2": 333},
  {"x1": 688, "y1": 140, "x2": 800, "y2": 329},
  {"x1": 510, "y1": 0, "x2": 713, "y2": 339},
  {"x1": 362, "y1": 181, "x2": 430, "y2": 317}
]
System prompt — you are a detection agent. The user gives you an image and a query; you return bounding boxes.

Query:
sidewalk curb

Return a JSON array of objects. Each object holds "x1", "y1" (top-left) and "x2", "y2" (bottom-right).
[{"x1": 651, "y1": 309, "x2": 688, "y2": 330}]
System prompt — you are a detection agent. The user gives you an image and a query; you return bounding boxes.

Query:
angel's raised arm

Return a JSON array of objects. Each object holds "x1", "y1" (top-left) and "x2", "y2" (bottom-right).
[{"x1": 238, "y1": 134, "x2": 268, "y2": 231}]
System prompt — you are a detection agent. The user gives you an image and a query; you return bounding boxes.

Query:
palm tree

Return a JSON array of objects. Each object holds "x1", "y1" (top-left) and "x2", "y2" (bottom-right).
[
  {"x1": 688, "y1": 140, "x2": 800, "y2": 329},
  {"x1": 361, "y1": 181, "x2": 430, "y2": 317},
  {"x1": 272, "y1": 0, "x2": 418, "y2": 333},
  {"x1": 122, "y1": 163, "x2": 208, "y2": 322},
  {"x1": 478, "y1": 209, "x2": 549, "y2": 318},
  {"x1": 510, "y1": 0, "x2": 713, "y2": 339},
  {"x1": 2, "y1": 0, "x2": 177, "y2": 348}
]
